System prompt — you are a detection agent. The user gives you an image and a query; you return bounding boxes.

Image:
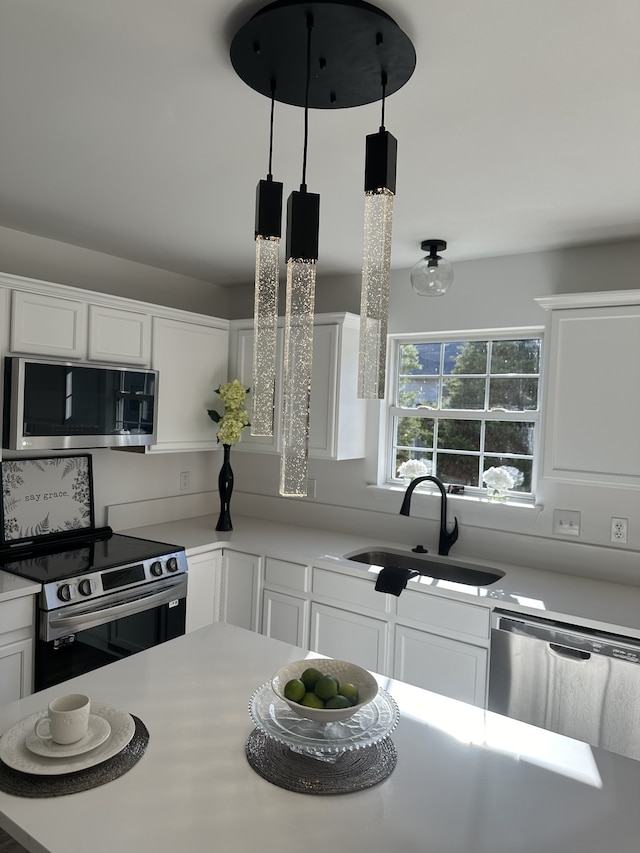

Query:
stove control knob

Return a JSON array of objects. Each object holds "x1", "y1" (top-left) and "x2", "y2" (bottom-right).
[
  {"x1": 78, "y1": 578, "x2": 96, "y2": 597},
  {"x1": 166, "y1": 557, "x2": 179, "y2": 573},
  {"x1": 57, "y1": 583, "x2": 76, "y2": 603},
  {"x1": 150, "y1": 561, "x2": 164, "y2": 577}
]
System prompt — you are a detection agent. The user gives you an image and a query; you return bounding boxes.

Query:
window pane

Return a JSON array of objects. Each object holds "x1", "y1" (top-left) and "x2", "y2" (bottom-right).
[
  {"x1": 489, "y1": 378, "x2": 538, "y2": 411},
  {"x1": 485, "y1": 421, "x2": 535, "y2": 455},
  {"x1": 448, "y1": 341, "x2": 487, "y2": 375},
  {"x1": 436, "y1": 453, "x2": 480, "y2": 486},
  {"x1": 484, "y1": 457, "x2": 533, "y2": 492},
  {"x1": 491, "y1": 339, "x2": 540, "y2": 375},
  {"x1": 396, "y1": 416, "x2": 434, "y2": 450},
  {"x1": 442, "y1": 377, "x2": 485, "y2": 409},
  {"x1": 414, "y1": 343, "x2": 441, "y2": 375},
  {"x1": 398, "y1": 377, "x2": 439, "y2": 408},
  {"x1": 437, "y1": 419, "x2": 481, "y2": 451}
]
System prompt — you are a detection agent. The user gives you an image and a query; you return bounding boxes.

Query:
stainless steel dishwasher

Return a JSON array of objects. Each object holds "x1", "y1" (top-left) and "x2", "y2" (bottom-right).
[{"x1": 488, "y1": 609, "x2": 640, "y2": 761}]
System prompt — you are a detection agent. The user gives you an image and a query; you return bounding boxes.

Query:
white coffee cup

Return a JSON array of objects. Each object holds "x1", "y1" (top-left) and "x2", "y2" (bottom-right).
[{"x1": 34, "y1": 694, "x2": 91, "y2": 745}]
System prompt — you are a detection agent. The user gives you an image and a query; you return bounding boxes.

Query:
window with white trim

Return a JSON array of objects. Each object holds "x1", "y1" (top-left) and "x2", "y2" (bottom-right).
[{"x1": 387, "y1": 330, "x2": 543, "y2": 496}]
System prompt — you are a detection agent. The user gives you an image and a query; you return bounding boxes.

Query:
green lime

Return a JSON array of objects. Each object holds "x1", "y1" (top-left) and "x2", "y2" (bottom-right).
[
  {"x1": 325, "y1": 694, "x2": 350, "y2": 709},
  {"x1": 300, "y1": 692, "x2": 325, "y2": 709},
  {"x1": 338, "y1": 683, "x2": 360, "y2": 706},
  {"x1": 283, "y1": 678, "x2": 306, "y2": 702},
  {"x1": 314, "y1": 675, "x2": 339, "y2": 700},
  {"x1": 300, "y1": 667, "x2": 324, "y2": 691}
]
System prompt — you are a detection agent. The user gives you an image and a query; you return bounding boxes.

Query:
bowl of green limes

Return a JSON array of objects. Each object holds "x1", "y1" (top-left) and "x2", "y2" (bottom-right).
[{"x1": 272, "y1": 659, "x2": 378, "y2": 722}]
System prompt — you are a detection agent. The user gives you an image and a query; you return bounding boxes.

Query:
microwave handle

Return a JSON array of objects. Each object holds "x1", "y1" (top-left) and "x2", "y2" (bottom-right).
[{"x1": 49, "y1": 579, "x2": 186, "y2": 633}]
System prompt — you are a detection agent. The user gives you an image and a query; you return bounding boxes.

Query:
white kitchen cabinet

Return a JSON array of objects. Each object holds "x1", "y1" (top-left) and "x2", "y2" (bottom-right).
[
  {"x1": 537, "y1": 290, "x2": 640, "y2": 484},
  {"x1": 185, "y1": 550, "x2": 222, "y2": 634},
  {"x1": 10, "y1": 289, "x2": 87, "y2": 358},
  {"x1": 262, "y1": 590, "x2": 308, "y2": 646},
  {"x1": 229, "y1": 313, "x2": 366, "y2": 459},
  {"x1": 0, "y1": 596, "x2": 35, "y2": 703},
  {"x1": 219, "y1": 550, "x2": 261, "y2": 631},
  {"x1": 393, "y1": 624, "x2": 487, "y2": 706},
  {"x1": 88, "y1": 304, "x2": 150, "y2": 365},
  {"x1": 260, "y1": 557, "x2": 311, "y2": 645},
  {"x1": 150, "y1": 316, "x2": 229, "y2": 453},
  {"x1": 309, "y1": 602, "x2": 389, "y2": 673}
]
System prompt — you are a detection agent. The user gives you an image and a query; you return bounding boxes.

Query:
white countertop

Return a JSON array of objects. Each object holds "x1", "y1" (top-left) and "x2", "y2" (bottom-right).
[
  {"x1": 122, "y1": 514, "x2": 640, "y2": 639},
  {"x1": 0, "y1": 571, "x2": 40, "y2": 604},
  {"x1": 0, "y1": 622, "x2": 639, "y2": 853}
]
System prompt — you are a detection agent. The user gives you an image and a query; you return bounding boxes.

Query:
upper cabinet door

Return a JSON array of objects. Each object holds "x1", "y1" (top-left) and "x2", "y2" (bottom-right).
[
  {"x1": 10, "y1": 290, "x2": 87, "y2": 358},
  {"x1": 88, "y1": 305, "x2": 151, "y2": 365},
  {"x1": 232, "y1": 326, "x2": 283, "y2": 453},
  {"x1": 150, "y1": 317, "x2": 229, "y2": 453},
  {"x1": 539, "y1": 293, "x2": 640, "y2": 485}
]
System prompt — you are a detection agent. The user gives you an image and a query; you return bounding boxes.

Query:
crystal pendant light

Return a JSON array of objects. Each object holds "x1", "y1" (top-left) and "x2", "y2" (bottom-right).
[
  {"x1": 410, "y1": 240, "x2": 454, "y2": 296},
  {"x1": 358, "y1": 75, "x2": 397, "y2": 400},
  {"x1": 279, "y1": 16, "x2": 320, "y2": 498},
  {"x1": 252, "y1": 89, "x2": 283, "y2": 437}
]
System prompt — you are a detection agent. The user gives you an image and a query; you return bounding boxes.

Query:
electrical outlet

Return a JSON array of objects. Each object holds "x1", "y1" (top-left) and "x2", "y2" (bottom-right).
[
  {"x1": 611, "y1": 517, "x2": 628, "y2": 544},
  {"x1": 307, "y1": 478, "x2": 317, "y2": 499},
  {"x1": 180, "y1": 471, "x2": 190, "y2": 491},
  {"x1": 553, "y1": 509, "x2": 581, "y2": 537}
]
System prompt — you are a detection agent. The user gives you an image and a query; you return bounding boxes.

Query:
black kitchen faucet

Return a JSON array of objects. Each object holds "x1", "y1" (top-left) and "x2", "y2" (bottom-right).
[{"x1": 399, "y1": 475, "x2": 459, "y2": 556}]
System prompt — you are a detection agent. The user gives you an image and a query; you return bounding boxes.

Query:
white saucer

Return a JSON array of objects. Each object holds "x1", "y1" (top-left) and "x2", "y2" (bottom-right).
[
  {"x1": 25, "y1": 714, "x2": 111, "y2": 758},
  {"x1": 0, "y1": 704, "x2": 136, "y2": 776}
]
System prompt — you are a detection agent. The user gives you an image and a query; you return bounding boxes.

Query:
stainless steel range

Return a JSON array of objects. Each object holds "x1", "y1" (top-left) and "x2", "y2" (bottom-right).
[{"x1": 0, "y1": 455, "x2": 188, "y2": 691}]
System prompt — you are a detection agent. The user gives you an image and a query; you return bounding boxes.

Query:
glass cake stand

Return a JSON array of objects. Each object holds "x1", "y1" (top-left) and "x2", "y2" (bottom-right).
[{"x1": 248, "y1": 682, "x2": 399, "y2": 762}]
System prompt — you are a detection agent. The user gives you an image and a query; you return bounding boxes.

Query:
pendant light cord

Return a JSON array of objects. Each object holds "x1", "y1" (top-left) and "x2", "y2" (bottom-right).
[
  {"x1": 267, "y1": 80, "x2": 276, "y2": 180},
  {"x1": 379, "y1": 70, "x2": 387, "y2": 132},
  {"x1": 301, "y1": 15, "x2": 313, "y2": 191}
]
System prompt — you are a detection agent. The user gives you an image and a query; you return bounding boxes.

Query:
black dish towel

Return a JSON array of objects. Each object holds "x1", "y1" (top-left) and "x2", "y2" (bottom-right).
[{"x1": 374, "y1": 566, "x2": 419, "y2": 596}]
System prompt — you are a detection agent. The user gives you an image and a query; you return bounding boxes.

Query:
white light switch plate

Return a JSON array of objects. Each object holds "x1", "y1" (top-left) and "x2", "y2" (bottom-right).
[{"x1": 553, "y1": 509, "x2": 581, "y2": 537}]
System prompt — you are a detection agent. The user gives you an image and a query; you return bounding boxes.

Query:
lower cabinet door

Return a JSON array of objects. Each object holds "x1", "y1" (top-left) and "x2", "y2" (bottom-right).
[
  {"x1": 261, "y1": 590, "x2": 308, "y2": 647},
  {"x1": 309, "y1": 602, "x2": 388, "y2": 673},
  {"x1": 393, "y1": 624, "x2": 487, "y2": 706},
  {"x1": 0, "y1": 638, "x2": 34, "y2": 705},
  {"x1": 220, "y1": 551, "x2": 261, "y2": 631},
  {"x1": 186, "y1": 550, "x2": 222, "y2": 634}
]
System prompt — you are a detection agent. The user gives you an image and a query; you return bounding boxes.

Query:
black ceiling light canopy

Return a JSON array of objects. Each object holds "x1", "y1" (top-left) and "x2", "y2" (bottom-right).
[{"x1": 230, "y1": 0, "x2": 416, "y2": 111}]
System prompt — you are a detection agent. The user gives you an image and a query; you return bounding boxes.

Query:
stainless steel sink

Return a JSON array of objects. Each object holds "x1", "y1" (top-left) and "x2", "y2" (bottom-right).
[{"x1": 345, "y1": 548, "x2": 505, "y2": 586}]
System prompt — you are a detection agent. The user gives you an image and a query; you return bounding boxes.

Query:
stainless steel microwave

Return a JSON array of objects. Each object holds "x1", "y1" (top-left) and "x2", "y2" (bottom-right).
[{"x1": 2, "y1": 357, "x2": 158, "y2": 450}]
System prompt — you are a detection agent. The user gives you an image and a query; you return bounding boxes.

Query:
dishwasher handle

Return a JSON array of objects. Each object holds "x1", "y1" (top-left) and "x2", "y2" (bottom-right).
[{"x1": 549, "y1": 642, "x2": 591, "y2": 661}]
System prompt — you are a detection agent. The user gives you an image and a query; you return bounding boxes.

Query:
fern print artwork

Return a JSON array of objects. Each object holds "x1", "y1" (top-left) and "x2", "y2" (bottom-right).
[{"x1": 1, "y1": 456, "x2": 93, "y2": 543}]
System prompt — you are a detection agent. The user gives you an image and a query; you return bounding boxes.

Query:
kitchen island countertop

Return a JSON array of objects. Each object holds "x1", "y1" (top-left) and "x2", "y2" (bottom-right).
[{"x1": 1, "y1": 621, "x2": 640, "y2": 853}]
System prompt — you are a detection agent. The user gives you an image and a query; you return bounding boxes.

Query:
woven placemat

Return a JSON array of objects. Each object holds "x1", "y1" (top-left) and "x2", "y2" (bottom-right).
[
  {"x1": 245, "y1": 728, "x2": 397, "y2": 794},
  {"x1": 0, "y1": 715, "x2": 148, "y2": 798}
]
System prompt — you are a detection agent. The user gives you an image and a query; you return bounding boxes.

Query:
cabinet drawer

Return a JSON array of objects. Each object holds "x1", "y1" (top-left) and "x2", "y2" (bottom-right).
[
  {"x1": 396, "y1": 591, "x2": 489, "y2": 641},
  {"x1": 264, "y1": 558, "x2": 309, "y2": 593},
  {"x1": 0, "y1": 596, "x2": 34, "y2": 635},
  {"x1": 312, "y1": 568, "x2": 388, "y2": 614}
]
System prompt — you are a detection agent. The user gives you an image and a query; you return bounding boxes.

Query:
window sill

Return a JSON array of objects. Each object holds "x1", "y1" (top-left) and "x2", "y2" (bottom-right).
[{"x1": 367, "y1": 483, "x2": 544, "y2": 522}]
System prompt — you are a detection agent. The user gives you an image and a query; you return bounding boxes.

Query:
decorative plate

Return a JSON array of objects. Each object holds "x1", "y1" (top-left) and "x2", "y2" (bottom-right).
[
  {"x1": 0, "y1": 704, "x2": 135, "y2": 775},
  {"x1": 249, "y1": 682, "x2": 399, "y2": 760}
]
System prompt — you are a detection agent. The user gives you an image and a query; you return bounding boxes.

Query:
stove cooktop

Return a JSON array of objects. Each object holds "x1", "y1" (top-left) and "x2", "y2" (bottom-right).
[{"x1": 0, "y1": 531, "x2": 185, "y2": 583}]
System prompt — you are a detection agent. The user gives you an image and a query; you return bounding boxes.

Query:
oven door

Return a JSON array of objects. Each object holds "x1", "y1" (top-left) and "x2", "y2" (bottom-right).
[{"x1": 35, "y1": 575, "x2": 187, "y2": 691}]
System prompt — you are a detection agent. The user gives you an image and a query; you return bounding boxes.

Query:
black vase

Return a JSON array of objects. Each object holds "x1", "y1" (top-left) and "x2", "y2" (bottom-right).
[{"x1": 216, "y1": 444, "x2": 234, "y2": 531}]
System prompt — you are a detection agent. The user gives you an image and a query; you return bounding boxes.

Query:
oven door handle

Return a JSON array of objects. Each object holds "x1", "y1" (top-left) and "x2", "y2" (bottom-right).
[{"x1": 49, "y1": 578, "x2": 186, "y2": 634}]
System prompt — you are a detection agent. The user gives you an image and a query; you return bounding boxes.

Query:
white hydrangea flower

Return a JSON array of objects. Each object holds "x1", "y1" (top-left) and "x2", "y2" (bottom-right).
[
  {"x1": 482, "y1": 466, "x2": 516, "y2": 491},
  {"x1": 397, "y1": 458, "x2": 432, "y2": 480}
]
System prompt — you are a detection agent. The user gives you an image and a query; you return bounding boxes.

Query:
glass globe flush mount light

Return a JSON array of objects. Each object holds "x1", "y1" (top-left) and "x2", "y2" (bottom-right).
[{"x1": 410, "y1": 239, "x2": 454, "y2": 296}]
